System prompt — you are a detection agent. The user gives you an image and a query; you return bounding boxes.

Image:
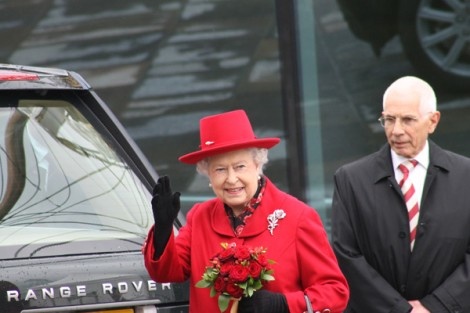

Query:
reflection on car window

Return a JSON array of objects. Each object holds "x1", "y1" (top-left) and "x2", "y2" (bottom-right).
[{"x1": 0, "y1": 99, "x2": 152, "y2": 259}]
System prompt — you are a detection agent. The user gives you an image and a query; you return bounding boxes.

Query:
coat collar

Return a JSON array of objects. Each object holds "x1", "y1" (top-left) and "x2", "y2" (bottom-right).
[
  {"x1": 427, "y1": 140, "x2": 450, "y2": 173},
  {"x1": 372, "y1": 144, "x2": 395, "y2": 184},
  {"x1": 372, "y1": 140, "x2": 450, "y2": 184},
  {"x1": 210, "y1": 177, "x2": 286, "y2": 238}
]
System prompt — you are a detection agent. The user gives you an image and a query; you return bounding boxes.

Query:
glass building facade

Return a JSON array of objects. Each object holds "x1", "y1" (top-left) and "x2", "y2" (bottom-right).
[{"x1": 4, "y1": 0, "x2": 470, "y2": 231}]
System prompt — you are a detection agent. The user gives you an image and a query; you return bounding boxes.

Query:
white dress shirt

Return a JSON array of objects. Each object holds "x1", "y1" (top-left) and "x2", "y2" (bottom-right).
[{"x1": 391, "y1": 141, "x2": 429, "y2": 206}]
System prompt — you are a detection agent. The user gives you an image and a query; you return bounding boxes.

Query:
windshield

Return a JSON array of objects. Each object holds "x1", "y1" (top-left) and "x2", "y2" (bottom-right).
[{"x1": 0, "y1": 95, "x2": 152, "y2": 259}]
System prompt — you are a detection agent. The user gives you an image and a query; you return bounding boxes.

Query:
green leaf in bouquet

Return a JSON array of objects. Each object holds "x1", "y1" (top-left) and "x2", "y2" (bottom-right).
[
  {"x1": 238, "y1": 281, "x2": 248, "y2": 289},
  {"x1": 252, "y1": 279, "x2": 263, "y2": 290},
  {"x1": 210, "y1": 286, "x2": 217, "y2": 297},
  {"x1": 218, "y1": 294, "x2": 231, "y2": 312},
  {"x1": 247, "y1": 286, "x2": 255, "y2": 297},
  {"x1": 195, "y1": 279, "x2": 212, "y2": 288},
  {"x1": 261, "y1": 273, "x2": 275, "y2": 281}
]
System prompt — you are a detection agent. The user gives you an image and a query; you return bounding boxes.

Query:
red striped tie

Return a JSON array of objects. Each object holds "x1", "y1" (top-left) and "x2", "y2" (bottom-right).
[{"x1": 398, "y1": 160, "x2": 419, "y2": 251}]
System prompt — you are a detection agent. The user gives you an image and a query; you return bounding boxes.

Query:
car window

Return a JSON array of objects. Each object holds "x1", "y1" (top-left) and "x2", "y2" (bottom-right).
[{"x1": 0, "y1": 95, "x2": 153, "y2": 259}]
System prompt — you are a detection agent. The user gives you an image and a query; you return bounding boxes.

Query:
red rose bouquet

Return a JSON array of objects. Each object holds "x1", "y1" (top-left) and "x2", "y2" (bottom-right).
[{"x1": 195, "y1": 242, "x2": 275, "y2": 312}]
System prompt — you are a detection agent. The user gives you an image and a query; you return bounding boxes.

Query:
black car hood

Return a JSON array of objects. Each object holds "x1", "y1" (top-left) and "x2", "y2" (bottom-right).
[{"x1": 0, "y1": 252, "x2": 189, "y2": 313}]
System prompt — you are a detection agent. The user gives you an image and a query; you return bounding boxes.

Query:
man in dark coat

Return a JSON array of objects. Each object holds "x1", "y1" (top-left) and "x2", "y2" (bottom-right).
[{"x1": 332, "y1": 76, "x2": 470, "y2": 313}]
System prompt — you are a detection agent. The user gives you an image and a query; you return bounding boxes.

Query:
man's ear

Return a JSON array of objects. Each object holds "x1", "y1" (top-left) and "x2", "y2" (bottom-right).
[{"x1": 428, "y1": 111, "x2": 441, "y2": 134}]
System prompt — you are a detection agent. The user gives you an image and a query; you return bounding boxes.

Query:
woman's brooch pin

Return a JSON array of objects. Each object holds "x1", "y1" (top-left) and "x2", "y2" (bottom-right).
[{"x1": 267, "y1": 209, "x2": 286, "y2": 235}]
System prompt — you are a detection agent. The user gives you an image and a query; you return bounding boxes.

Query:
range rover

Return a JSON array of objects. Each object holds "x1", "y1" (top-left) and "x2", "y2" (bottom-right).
[{"x1": 0, "y1": 64, "x2": 189, "y2": 313}]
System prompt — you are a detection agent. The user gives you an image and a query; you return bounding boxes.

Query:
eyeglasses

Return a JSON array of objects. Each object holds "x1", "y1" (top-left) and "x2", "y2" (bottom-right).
[{"x1": 378, "y1": 115, "x2": 420, "y2": 128}]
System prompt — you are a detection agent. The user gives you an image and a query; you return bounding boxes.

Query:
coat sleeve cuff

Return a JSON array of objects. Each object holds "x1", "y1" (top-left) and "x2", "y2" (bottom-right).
[
  {"x1": 421, "y1": 293, "x2": 454, "y2": 313},
  {"x1": 389, "y1": 300, "x2": 412, "y2": 313}
]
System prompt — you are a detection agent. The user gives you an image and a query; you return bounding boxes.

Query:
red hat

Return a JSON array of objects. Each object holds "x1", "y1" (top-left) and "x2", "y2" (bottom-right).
[{"x1": 178, "y1": 110, "x2": 280, "y2": 164}]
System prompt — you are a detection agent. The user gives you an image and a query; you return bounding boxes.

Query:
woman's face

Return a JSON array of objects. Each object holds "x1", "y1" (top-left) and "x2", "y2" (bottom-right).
[{"x1": 207, "y1": 149, "x2": 261, "y2": 212}]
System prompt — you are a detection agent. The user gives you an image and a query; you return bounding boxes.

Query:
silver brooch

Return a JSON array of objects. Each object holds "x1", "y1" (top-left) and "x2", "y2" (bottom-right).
[{"x1": 267, "y1": 209, "x2": 286, "y2": 235}]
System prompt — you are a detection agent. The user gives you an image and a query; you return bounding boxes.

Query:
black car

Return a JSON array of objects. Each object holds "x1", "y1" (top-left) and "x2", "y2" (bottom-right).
[
  {"x1": 0, "y1": 64, "x2": 189, "y2": 313},
  {"x1": 337, "y1": 0, "x2": 470, "y2": 91}
]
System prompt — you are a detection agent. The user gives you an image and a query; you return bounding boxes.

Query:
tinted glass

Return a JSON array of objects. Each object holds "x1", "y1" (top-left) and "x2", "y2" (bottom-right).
[
  {"x1": 5, "y1": 0, "x2": 470, "y2": 233},
  {"x1": 0, "y1": 94, "x2": 152, "y2": 259},
  {"x1": 3, "y1": 0, "x2": 287, "y2": 216}
]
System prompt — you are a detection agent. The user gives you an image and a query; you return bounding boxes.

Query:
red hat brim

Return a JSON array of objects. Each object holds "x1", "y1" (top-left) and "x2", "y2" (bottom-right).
[{"x1": 178, "y1": 137, "x2": 280, "y2": 164}]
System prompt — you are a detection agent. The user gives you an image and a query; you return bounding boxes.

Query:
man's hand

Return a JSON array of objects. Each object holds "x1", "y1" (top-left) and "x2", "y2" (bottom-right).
[{"x1": 409, "y1": 300, "x2": 430, "y2": 313}]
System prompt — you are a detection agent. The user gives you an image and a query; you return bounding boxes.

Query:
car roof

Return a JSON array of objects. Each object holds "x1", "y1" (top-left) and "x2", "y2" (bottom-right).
[{"x1": 0, "y1": 63, "x2": 90, "y2": 90}]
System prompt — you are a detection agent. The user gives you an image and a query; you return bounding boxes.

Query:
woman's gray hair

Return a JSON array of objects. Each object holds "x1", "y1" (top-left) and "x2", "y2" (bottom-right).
[{"x1": 196, "y1": 148, "x2": 269, "y2": 177}]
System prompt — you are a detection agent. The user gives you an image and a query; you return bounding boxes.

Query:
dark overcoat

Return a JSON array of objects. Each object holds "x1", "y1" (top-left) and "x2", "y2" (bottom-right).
[{"x1": 332, "y1": 141, "x2": 470, "y2": 313}]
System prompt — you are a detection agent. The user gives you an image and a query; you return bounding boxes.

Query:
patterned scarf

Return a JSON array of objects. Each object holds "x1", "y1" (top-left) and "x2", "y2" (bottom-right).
[{"x1": 225, "y1": 176, "x2": 266, "y2": 237}]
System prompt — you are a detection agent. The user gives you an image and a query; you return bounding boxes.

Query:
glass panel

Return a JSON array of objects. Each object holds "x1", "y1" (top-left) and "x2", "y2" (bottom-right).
[
  {"x1": 294, "y1": 0, "x2": 327, "y2": 221},
  {"x1": 0, "y1": 98, "x2": 152, "y2": 258},
  {"x1": 296, "y1": 0, "x2": 470, "y2": 231},
  {"x1": 9, "y1": 0, "x2": 470, "y2": 236},
  {"x1": 3, "y1": 0, "x2": 287, "y2": 216}
]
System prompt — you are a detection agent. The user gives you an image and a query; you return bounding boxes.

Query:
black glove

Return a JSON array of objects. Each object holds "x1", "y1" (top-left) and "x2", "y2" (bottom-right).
[
  {"x1": 238, "y1": 290, "x2": 289, "y2": 313},
  {"x1": 151, "y1": 175, "x2": 181, "y2": 259}
]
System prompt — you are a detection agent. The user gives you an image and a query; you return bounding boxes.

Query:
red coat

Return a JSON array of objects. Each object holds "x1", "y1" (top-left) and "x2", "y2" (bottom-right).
[{"x1": 143, "y1": 178, "x2": 349, "y2": 312}]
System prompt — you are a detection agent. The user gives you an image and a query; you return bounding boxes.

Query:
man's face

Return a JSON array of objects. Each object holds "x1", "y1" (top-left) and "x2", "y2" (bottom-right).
[{"x1": 382, "y1": 90, "x2": 440, "y2": 158}]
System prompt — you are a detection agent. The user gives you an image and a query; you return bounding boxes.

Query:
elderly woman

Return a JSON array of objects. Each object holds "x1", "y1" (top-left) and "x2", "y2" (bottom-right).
[{"x1": 142, "y1": 110, "x2": 349, "y2": 313}]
